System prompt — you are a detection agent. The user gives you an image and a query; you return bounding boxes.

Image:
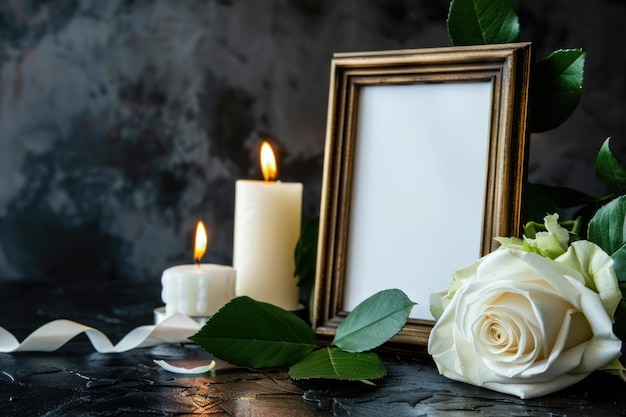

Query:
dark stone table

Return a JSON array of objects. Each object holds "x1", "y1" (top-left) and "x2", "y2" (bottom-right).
[{"x1": 1, "y1": 281, "x2": 626, "y2": 416}]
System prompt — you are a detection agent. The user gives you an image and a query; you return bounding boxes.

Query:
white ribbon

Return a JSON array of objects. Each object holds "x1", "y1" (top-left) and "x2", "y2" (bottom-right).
[{"x1": 0, "y1": 313, "x2": 202, "y2": 353}]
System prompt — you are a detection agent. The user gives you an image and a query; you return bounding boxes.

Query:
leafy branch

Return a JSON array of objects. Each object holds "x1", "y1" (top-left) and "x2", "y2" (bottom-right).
[
  {"x1": 448, "y1": 0, "x2": 626, "y2": 346},
  {"x1": 448, "y1": 0, "x2": 624, "y2": 232},
  {"x1": 448, "y1": 0, "x2": 585, "y2": 134},
  {"x1": 190, "y1": 289, "x2": 415, "y2": 384}
]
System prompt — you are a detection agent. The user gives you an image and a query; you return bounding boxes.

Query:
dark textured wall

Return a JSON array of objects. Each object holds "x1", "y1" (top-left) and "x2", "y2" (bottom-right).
[{"x1": 0, "y1": 0, "x2": 624, "y2": 282}]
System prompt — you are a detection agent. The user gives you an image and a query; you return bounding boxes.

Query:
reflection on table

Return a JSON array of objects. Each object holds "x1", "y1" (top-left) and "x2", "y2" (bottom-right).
[{"x1": 1, "y1": 282, "x2": 625, "y2": 416}]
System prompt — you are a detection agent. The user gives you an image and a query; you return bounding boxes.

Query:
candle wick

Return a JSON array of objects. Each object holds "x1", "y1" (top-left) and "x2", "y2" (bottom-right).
[{"x1": 195, "y1": 259, "x2": 201, "y2": 269}]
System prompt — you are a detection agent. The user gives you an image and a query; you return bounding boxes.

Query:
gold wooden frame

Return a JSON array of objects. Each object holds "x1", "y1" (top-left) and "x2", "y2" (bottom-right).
[{"x1": 312, "y1": 43, "x2": 532, "y2": 354}]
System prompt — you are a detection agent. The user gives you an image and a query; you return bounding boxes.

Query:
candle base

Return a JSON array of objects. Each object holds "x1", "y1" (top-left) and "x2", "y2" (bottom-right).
[
  {"x1": 291, "y1": 304, "x2": 306, "y2": 313},
  {"x1": 153, "y1": 306, "x2": 211, "y2": 326}
]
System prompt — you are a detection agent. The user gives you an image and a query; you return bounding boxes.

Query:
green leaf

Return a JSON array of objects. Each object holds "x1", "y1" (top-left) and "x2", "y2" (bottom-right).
[
  {"x1": 288, "y1": 347, "x2": 386, "y2": 383},
  {"x1": 189, "y1": 296, "x2": 317, "y2": 369},
  {"x1": 447, "y1": 0, "x2": 519, "y2": 46},
  {"x1": 588, "y1": 196, "x2": 626, "y2": 281},
  {"x1": 596, "y1": 137, "x2": 626, "y2": 195},
  {"x1": 294, "y1": 216, "x2": 319, "y2": 289},
  {"x1": 527, "y1": 182, "x2": 595, "y2": 210},
  {"x1": 531, "y1": 49, "x2": 586, "y2": 133},
  {"x1": 333, "y1": 289, "x2": 416, "y2": 352}
]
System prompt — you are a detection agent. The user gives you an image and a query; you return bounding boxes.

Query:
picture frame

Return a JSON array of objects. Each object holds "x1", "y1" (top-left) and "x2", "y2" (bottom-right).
[{"x1": 312, "y1": 43, "x2": 532, "y2": 353}]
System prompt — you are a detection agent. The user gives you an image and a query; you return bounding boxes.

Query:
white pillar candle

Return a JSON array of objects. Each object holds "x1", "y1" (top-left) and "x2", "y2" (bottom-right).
[
  {"x1": 233, "y1": 142, "x2": 302, "y2": 310},
  {"x1": 161, "y1": 221, "x2": 236, "y2": 317},
  {"x1": 161, "y1": 264, "x2": 236, "y2": 316}
]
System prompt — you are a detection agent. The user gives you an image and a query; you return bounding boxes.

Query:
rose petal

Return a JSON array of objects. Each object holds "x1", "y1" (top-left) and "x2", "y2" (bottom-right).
[
  {"x1": 556, "y1": 240, "x2": 621, "y2": 316},
  {"x1": 153, "y1": 359, "x2": 216, "y2": 374}
]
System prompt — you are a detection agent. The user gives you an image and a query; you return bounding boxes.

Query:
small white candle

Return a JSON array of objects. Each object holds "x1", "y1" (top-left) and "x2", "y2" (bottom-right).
[
  {"x1": 161, "y1": 221, "x2": 236, "y2": 317},
  {"x1": 161, "y1": 264, "x2": 236, "y2": 316},
  {"x1": 233, "y1": 142, "x2": 302, "y2": 310}
]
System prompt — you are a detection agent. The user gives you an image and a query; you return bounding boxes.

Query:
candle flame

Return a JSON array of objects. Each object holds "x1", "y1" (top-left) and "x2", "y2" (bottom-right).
[
  {"x1": 194, "y1": 221, "x2": 208, "y2": 264},
  {"x1": 260, "y1": 141, "x2": 278, "y2": 181}
]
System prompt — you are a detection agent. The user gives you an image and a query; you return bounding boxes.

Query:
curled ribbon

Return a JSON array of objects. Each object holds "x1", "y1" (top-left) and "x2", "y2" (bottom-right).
[{"x1": 0, "y1": 313, "x2": 202, "y2": 353}]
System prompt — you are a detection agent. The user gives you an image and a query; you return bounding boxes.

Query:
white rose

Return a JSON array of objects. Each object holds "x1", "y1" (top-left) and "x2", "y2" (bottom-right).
[{"x1": 428, "y1": 247, "x2": 622, "y2": 399}]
